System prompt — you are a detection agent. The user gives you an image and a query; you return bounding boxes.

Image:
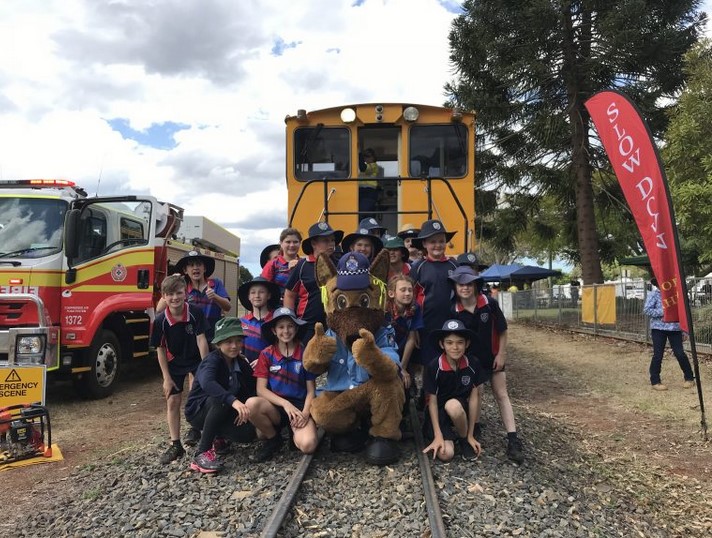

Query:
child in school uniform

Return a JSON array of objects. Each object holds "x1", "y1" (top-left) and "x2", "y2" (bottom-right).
[
  {"x1": 238, "y1": 277, "x2": 280, "y2": 367},
  {"x1": 341, "y1": 227, "x2": 384, "y2": 262},
  {"x1": 247, "y1": 307, "x2": 319, "y2": 462},
  {"x1": 422, "y1": 319, "x2": 483, "y2": 462},
  {"x1": 410, "y1": 219, "x2": 458, "y2": 366},
  {"x1": 385, "y1": 274, "x2": 423, "y2": 394},
  {"x1": 150, "y1": 274, "x2": 210, "y2": 464},
  {"x1": 184, "y1": 318, "x2": 257, "y2": 473},
  {"x1": 448, "y1": 264, "x2": 523, "y2": 464},
  {"x1": 261, "y1": 227, "x2": 303, "y2": 302},
  {"x1": 384, "y1": 236, "x2": 411, "y2": 280}
]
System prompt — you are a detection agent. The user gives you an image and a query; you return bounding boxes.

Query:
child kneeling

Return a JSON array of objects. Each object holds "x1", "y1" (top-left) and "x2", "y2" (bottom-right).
[
  {"x1": 184, "y1": 318, "x2": 257, "y2": 474},
  {"x1": 248, "y1": 307, "x2": 319, "y2": 462},
  {"x1": 422, "y1": 319, "x2": 483, "y2": 462}
]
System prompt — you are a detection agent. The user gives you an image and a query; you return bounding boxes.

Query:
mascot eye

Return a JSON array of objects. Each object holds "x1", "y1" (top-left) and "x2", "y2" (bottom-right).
[
  {"x1": 336, "y1": 294, "x2": 348, "y2": 310},
  {"x1": 358, "y1": 294, "x2": 370, "y2": 308}
]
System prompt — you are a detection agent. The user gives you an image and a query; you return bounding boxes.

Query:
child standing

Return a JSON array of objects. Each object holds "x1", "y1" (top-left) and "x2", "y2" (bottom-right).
[
  {"x1": 247, "y1": 307, "x2": 319, "y2": 462},
  {"x1": 448, "y1": 265, "x2": 523, "y2": 464},
  {"x1": 238, "y1": 277, "x2": 280, "y2": 367},
  {"x1": 151, "y1": 274, "x2": 210, "y2": 464},
  {"x1": 410, "y1": 219, "x2": 458, "y2": 366},
  {"x1": 261, "y1": 228, "x2": 303, "y2": 301},
  {"x1": 385, "y1": 275, "x2": 422, "y2": 393},
  {"x1": 384, "y1": 236, "x2": 411, "y2": 280},
  {"x1": 341, "y1": 226, "x2": 384, "y2": 262},
  {"x1": 422, "y1": 319, "x2": 482, "y2": 462},
  {"x1": 184, "y1": 318, "x2": 257, "y2": 473}
]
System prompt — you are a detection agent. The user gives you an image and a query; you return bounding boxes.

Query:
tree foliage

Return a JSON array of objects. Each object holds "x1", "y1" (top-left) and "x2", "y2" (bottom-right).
[
  {"x1": 663, "y1": 40, "x2": 712, "y2": 273},
  {"x1": 447, "y1": 0, "x2": 705, "y2": 283}
]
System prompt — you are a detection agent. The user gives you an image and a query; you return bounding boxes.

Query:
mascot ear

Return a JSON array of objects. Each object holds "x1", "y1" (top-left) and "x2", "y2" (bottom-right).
[
  {"x1": 370, "y1": 249, "x2": 390, "y2": 284},
  {"x1": 315, "y1": 252, "x2": 338, "y2": 287}
]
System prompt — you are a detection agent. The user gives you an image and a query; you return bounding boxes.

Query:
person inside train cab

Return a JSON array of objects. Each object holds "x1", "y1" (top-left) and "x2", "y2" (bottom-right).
[{"x1": 358, "y1": 147, "x2": 380, "y2": 218}]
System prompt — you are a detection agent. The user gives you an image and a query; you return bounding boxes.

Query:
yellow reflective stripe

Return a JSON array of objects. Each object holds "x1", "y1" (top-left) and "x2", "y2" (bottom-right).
[
  {"x1": 71, "y1": 366, "x2": 91, "y2": 373},
  {"x1": 133, "y1": 351, "x2": 149, "y2": 358}
]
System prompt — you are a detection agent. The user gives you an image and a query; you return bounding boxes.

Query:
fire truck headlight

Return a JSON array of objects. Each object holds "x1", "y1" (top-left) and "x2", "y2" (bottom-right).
[{"x1": 16, "y1": 335, "x2": 45, "y2": 364}]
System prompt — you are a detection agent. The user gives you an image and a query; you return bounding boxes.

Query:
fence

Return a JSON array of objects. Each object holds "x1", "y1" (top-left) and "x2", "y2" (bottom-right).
[{"x1": 498, "y1": 277, "x2": 712, "y2": 353}]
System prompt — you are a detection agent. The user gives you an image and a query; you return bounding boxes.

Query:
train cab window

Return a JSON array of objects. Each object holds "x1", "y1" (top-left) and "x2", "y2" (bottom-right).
[
  {"x1": 409, "y1": 124, "x2": 468, "y2": 178},
  {"x1": 357, "y1": 126, "x2": 401, "y2": 230},
  {"x1": 294, "y1": 127, "x2": 350, "y2": 180}
]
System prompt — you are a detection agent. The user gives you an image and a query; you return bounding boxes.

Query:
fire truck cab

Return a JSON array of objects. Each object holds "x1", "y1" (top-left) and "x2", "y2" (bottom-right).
[{"x1": 0, "y1": 180, "x2": 238, "y2": 399}]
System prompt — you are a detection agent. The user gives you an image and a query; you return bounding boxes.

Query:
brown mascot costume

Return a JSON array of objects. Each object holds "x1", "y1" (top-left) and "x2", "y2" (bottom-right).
[{"x1": 303, "y1": 249, "x2": 405, "y2": 465}]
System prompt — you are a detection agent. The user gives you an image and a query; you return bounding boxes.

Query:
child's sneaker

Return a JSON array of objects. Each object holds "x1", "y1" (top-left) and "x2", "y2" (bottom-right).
[
  {"x1": 190, "y1": 448, "x2": 222, "y2": 474},
  {"x1": 184, "y1": 427, "x2": 201, "y2": 447},
  {"x1": 506, "y1": 437, "x2": 524, "y2": 464},
  {"x1": 159, "y1": 443, "x2": 185, "y2": 464},
  {"x1": 212, "y1": 437, "x2": 230, "y2": 455},
  {"x1": 251, "y1": 434, "x2": 284, "y2": 462}
]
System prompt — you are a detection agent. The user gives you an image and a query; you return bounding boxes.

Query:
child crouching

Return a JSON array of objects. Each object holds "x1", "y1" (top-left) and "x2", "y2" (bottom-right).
[
  {"x1": 184, "y1": 318, "x2": 257, "y2": 473},
  {"x1": 422, "y1": 319, "x2": 483, "y2": 462},
  {"x1": 247, "y1": 307, "x2": 319, "y2": 462}
]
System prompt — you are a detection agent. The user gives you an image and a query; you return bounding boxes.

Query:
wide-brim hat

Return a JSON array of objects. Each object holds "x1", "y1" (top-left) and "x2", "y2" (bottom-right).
[
  {"x1": 260, "y1": 306, "x2": 306, "y2": 344},
  {"x1": 341, "y1": 229, "x2": 384, "y2": 257},
  {"x1": 383, "y1": 236, "x2": 409, "y2": 263},
  {"x1": 358, "y1": 217, "x2": 387, "y2": 236},
  {"x1": 212, "y1": 317, "x2": 244, "y2": 345},
  {"x1": 260, "y1": 244, "x2": 280, "y2": 268},
  {"x1": 397, "y1": 223, "x2": 420, "y2": 239},
  {"x1": 238, "y1": 277, "x2": 281, "y2": 311},
  {"x1": 448, "y1": 265, "x2": 483, "y2": 285},
  {"x1": 412, "y1": 219, "x2": 456, "y2": 249},
  {"x1": 175, "y1": 250, "x2": 215, "y2": 278},
  {"x1": 455, "y1": 252, "x2": 489, "y2": 271},
  {"x1": 429, "y1": 319, "x2": 475, "y2": 349},
  {"x1": 336, "y1": 252, "x2": 371, "y2": 290},
  {"x1": 302, "y1": 222, "x2": 344, "y2": 255}
]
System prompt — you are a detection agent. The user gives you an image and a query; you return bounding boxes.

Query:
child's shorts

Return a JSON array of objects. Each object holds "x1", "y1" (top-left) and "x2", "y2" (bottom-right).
[
  {"x1": 276, "y1": 398, "x2": 307, "y2": 430},
  {"x1": 167, "y1": 366, "x2": 199, "y2": 395},
  {"x1": 422, "y1": 396, "x2": 469, "y2": 442}
]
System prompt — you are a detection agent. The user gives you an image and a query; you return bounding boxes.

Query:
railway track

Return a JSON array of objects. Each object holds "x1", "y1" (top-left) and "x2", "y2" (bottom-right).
[{"x1": 259, "y1": 401, "x2": 447, "y2": 538}]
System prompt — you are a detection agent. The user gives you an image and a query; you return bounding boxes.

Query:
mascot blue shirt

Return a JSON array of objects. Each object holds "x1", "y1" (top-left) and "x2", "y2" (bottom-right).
[{"x1": 322, "y1": 326, "x2": 400, "y2": 392}]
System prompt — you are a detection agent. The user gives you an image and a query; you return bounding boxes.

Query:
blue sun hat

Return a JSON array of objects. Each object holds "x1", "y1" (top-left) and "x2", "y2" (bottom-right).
[
  {"x1": 448, "y1": 265, "x2": 483, "y2": 285},
  {"x1": 260, "y1": 306, "x2": 306, "y2": 344}
]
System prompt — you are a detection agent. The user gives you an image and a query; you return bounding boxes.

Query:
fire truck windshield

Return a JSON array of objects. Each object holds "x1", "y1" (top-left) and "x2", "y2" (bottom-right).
[{"x1": 0, "y1": 197, "x2": 67, "y2": 258}]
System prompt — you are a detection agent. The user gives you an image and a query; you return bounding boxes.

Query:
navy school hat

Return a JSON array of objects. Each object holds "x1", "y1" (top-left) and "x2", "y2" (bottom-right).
[
  {"x1": 456, "y1": 252, "x2": 489, "y2": 272},
  {"x1": 341, "y1": 228, "x2": 384, "y2": 257},
  {"x1": 174, "y1": 250, "x2": 216, "y2": 278},
  {"x1": 237, "y1": 276, "x2": 281, "y2": 311},
  {"x1": 336, "y1": 252, "x2": 371, "y2": 290},
  {"x1": 301, "y1": 222, "x2": 344, "y2": 255},
  {"x1": 429, "y1": 319, "x2": 476, "y2": 349},
  {"x1": 260, "y1": 306, "x2": 306, "y2": 344},
  {"x1": 448, "y1": 265, "x2": 483, "y2": 285},
  {"x1": 358, "y1": 217, "x2": 387, "y2": 236},
  {"x1": 412, "y1": 219, "x2": 456, "y2": 248},
  {"x1": 260, "y1": 244, "x2": 280, "y2": 268}
]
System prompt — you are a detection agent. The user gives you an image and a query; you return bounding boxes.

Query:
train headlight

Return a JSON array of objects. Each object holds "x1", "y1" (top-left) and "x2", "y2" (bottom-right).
[
  {"x1": 403, "y1": 106, "x2": 419, "y2": 122},
  {"x1": 340, "y1": 108, "x2": 356, "y2": 123}
]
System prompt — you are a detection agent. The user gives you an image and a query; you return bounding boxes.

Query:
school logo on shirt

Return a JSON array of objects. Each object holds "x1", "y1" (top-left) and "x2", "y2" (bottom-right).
[
  {"x1": 479, "y1": 312, "x2": 489, "y2": 324},
  {"x1": 185, "y1": 325, "x2": 194, "y2": 335},
  {"x1": 269, "y1": 365, "x2": 281, "y2": 372},
  {"x1": 461, "y1": 375, "x2": 471, "y2": 386}
]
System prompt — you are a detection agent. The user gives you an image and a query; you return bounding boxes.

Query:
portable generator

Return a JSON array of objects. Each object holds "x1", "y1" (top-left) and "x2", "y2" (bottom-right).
[{"x1": 0, "y1": 404, "x2": 52, "y2": 463}]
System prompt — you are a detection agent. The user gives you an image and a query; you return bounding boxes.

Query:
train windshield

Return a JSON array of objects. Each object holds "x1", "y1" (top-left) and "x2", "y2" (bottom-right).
[
  {"x1": 0, "y1": 197, "x2": 67, "y2": 258},
  {"x1": 409, "y1": 124, "x2": 469, "y2": 178},
  {"x1": 294, "y1": 126, "x2": 350, "y2": 180}
]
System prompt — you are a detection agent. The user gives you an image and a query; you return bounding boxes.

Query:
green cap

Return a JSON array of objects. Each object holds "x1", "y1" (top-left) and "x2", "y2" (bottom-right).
[{"x1": 212, "y1": 317, "x2": 244, "y2": 344}]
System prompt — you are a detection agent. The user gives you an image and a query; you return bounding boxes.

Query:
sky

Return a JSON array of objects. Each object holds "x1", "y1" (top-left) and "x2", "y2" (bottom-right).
[{"x1": 0, "y1": 0, "x2": 710, "y2": 277}]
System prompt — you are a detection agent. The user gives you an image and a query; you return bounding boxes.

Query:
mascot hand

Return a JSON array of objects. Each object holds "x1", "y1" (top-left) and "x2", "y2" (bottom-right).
[
  {"x1": 303, "y1": 322, "x2": 337, "y2": 375},
  {"x1": 351, "y1": 328, "x2": 377, "y2": 367}
]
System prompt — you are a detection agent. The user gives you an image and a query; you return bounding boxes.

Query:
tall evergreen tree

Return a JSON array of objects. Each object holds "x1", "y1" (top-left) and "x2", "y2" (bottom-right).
[{"x1": 447, "y1": 0, "x2": 705, "y2": 283}]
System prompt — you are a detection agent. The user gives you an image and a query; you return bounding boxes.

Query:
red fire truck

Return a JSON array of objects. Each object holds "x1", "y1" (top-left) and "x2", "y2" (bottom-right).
[{"x1": 0, "y1": 180, "x2": 239, "y2": 399}]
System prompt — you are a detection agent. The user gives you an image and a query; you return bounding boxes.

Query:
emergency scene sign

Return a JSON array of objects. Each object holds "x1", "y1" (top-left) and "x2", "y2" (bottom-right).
[{"x1": 0, "y1": 366, "x2": 46, "y2": 406}]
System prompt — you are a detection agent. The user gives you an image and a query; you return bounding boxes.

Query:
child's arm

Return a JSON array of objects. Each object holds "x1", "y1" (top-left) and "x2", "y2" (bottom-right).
[
  {"x1": 422, "y1": 394, "x2": 445, "y2": 460},
  {"x1": 301, "y1": 379, "x2": 316, "y2": 421},
  {"x1": 256, "y1": 377, "x2": 304, "y2": 423},
  {"x1": 196, "y1": 333, "x2": 209, "y2": 359},
  {"x1": 156, "y1": 347, "x2": 177, "y2": 399},
  {"x1": 493, "y1": 331, "x2": 508, "y2": 371},
  {"x1": 400, "y1": 330, "x2": 418, "y2": 388}
]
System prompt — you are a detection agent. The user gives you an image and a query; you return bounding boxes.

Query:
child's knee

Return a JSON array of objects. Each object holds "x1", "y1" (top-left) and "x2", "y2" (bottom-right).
[
  {"x1": 438, "y1": 441, "x2": 455, "y2": 461},
  {"x1": 444, "y1": 398, "x2": 466, "y2": 419}
]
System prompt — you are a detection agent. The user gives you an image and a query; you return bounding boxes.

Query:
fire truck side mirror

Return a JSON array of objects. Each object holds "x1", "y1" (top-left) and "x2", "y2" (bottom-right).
[{"x1": 64, "y1": 209, "x2": 80, "y2": 262}]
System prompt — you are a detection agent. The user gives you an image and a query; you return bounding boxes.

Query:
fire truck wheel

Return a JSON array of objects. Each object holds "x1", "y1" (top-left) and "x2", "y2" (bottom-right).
[{"x1": 75, "y1": 330, "x2": 121, "y2": 399}]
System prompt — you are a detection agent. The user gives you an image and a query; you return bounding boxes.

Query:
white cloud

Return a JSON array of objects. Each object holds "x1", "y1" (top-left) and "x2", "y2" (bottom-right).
[{"x1": 0, "y1": 0, "x2": 460, "y2": 275}]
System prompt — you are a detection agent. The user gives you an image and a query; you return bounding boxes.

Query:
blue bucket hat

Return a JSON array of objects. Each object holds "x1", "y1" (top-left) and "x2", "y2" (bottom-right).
[
  {"x1": 336, "y1": 252, "x2": 371, "y2": 290},
  {"x1": 448, "y1": 265, "x2": 483, "y2": 285}
]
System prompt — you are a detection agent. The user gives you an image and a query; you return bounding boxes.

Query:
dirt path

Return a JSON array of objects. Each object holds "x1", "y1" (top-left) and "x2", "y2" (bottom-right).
[{"x1": 2, "y1": 323, "x2": 711, "y2": 533}]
